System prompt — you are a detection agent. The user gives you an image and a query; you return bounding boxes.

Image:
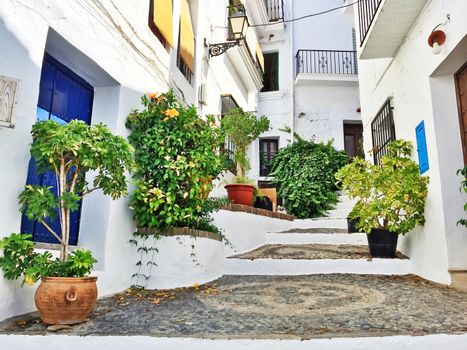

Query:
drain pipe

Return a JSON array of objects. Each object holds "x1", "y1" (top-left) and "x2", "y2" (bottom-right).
[{"x1": 288, "y1": 0, "x2": 295, "y2": 143}]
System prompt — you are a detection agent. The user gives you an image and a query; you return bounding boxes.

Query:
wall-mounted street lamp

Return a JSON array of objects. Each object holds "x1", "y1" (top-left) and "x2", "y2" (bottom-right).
[
  {"x1": 428, "y1": 15, "x2": 450, "y2": 55},
  {"x1": 209, "y1": 5, "x2": 249, "y2": 57}
]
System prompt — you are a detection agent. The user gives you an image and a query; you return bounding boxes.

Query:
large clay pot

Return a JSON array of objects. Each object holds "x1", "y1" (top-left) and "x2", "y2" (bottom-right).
[
  {"x1": 35, "y1": 276, "x2": 98, "y2": 325},
  {"x1": 367, "y1": 229, "x2": 399, "y2": 258},
  {"x1": 225, "y1": 184, "x2": 255, "y2": 206}
]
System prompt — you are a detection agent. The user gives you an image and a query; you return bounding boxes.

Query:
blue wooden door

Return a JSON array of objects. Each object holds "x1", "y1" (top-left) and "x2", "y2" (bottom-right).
[{"x1": 21, "y1": 54, "x2": 93, "y2": 245}]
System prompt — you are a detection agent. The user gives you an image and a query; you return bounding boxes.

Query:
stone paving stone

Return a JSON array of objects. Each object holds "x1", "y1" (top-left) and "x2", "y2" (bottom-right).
[
  {"x1": 229, "y1": 244, "x2": 407, "y2": 260},
  {"x1": 2, "y1": 274, "x2": 467, "y2": 339}
]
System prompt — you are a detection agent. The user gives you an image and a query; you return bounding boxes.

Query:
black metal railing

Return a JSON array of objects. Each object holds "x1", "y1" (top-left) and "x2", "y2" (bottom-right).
[
  {"x1": 371, "y1": 99, "x2": 396, "y2": 166},
  {"x1": 358, "y1": 0, "x2": 383, "y2": 46},
  {"x1": 264, "y1": 0, "x2": 284, "y2": 22},
  {"x1": 295, "y1": 50, "x2": 358, "y2": 76}
]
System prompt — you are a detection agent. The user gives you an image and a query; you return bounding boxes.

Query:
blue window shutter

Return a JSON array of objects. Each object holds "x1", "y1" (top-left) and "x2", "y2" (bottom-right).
[{"x1": 415, "y1": 121, "x2": 429, "y2": 174}]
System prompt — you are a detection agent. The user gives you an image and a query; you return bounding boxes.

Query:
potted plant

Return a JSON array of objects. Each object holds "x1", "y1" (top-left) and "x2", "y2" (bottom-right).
[
  {"x1": 0, "y1": 120, "x2": 134, "y2": 325},
  {"x1": 335, "y1": 140, "x2": 429, "y2": 258},
  {"x1": 221, "y1": 108, "x2": 269, "y2": 206}
]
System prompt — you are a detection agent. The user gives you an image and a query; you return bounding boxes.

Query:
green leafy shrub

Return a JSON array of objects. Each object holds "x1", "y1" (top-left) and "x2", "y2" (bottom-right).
[
  {"x1": 336, "y1": 140, "x2": 429, "y2": 235},
  {"x1": 270, "y1": 138, "x2": 349, "y2": 218},
  {"x1": 125, "y1": 91, "x2": 225, "y2": 232},
  {"x1": 0, "y1": 120, "x2": 133, "y2": 284},
  {"x1": 0, "y1": 233, "x2": 96, "y2": 285},
  {"x1": 221, "y1": 108, "x2": 270, "y2": 181},
  {"x1": 457, "y1": 167, "x2": 467, "y2": 227}
]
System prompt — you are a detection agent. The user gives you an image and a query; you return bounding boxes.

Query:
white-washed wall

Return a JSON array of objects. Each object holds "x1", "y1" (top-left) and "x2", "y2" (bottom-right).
[{"x1": 356, "y1": 0, "x2": 467, "y2": 283}]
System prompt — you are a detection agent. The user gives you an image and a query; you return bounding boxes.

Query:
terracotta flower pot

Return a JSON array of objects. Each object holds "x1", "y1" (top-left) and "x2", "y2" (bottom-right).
[
  {"x1": 225, "y1": 183, "x2": 255, "y2": 206},
  {"x1": 35, "y1": 276, "x2": 98, "y2": 325}
]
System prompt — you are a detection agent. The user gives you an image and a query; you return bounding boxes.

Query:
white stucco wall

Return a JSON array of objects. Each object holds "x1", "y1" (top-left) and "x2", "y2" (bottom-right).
[
  {"x1": 355, "y1": 0, "x2": 467, "y2": 283},
  {"x1": 251, "y1": 0, "x2": 361, "y2": 181},
  {"x1": 0, "y1": 0, "x2": 262, "y2": 322}
]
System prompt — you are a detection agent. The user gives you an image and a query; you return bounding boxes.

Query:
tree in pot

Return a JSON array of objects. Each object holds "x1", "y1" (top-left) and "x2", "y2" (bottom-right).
[
  {"x1": 221, "y1": 108, "x2": 270, "y2": 206},
  {"x1": 0, "y1": 120, "x2": 134, "y2": 324},
  {"x1": 335, "y1": 140, "x2": 429, "y2": 258}
]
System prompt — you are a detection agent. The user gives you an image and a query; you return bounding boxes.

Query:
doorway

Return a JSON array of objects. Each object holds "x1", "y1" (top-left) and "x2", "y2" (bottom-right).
[
  {"x1": 343, "y1": 122, "x2": 363, "y2": 158},
  {"x1": 20, "y1": 54, "x2": 94, "y2": 245}
]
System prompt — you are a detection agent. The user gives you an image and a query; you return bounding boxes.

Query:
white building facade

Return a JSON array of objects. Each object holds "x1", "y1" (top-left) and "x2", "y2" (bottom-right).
[
  {"x1": 0, "y1": 0, "x2": 266, "y2": 321},
  {"x1": 354, "y1": 0, "x2": 467, "y2": 284},
  {"x1": 246, "y1": 0, "x2": 362, "y2": 186}
]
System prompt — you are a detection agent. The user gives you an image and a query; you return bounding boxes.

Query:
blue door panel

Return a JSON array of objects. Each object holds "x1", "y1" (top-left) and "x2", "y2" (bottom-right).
[
  {"x1": 37, "y1": 60, "x2": 55, "y2": 112},
  {"x1": 21, "y1": 54, "x2": 93, "y2": 246}
]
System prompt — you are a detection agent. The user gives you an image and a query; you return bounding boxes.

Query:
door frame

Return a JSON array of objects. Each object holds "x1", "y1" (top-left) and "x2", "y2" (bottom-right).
[{"x1": 455, "y1": 61, "x2": 467, "y2": 165}]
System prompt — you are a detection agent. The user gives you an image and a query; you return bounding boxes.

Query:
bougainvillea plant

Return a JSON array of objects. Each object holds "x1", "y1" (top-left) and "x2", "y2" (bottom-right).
[{"x1": 125, "y1": 90, "x2": 225, "y2": 231}]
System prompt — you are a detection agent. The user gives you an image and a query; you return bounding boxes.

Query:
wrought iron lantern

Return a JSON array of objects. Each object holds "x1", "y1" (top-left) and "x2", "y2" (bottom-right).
[{"x1": 209, "y1": 5, "x2": 249, "y2": 57}]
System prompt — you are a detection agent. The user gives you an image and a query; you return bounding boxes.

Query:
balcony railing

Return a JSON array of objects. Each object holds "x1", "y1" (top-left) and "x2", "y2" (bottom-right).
[
  {"x1": 264, "y1": 0, "x2": 284, "y2": 22},
  {"x1": 295, "y1": 50, "x2": 358, "y2": 76},
  {"x1": 358, "y1": 0, "x2": 383, "y2": 46}
]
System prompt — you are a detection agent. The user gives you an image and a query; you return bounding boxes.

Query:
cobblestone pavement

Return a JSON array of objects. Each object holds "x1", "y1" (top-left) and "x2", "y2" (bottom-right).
[
  {"x1": 2, "y1": 274, "x2": 467, "y2": 339},
  {"x1": 229, "y1": 244, "x2": 407, "y2": 260}
]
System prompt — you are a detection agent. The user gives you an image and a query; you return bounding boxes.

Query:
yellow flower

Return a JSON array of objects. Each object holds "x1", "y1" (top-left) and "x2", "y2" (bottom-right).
[
  {"x1": 193, "y1": 282, "x2": 199, "y2": 290},
  {"x1": 24, "y1": 275, "x2": 35, "y2": 286},
  {"x1": 157, "y1": 95, "x2": 165, "y2": 103},
  {"x1": 164, "y1": 109, "x2": 179, "y2": 118}
]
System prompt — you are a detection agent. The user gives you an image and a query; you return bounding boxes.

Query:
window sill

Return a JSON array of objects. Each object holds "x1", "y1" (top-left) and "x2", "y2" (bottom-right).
[{"x1": 259, "y1": 91, "x2": 286, "y2": 101}]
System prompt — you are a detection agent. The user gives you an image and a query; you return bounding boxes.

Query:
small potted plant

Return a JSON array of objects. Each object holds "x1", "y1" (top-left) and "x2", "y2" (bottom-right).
[
  {"x1": 221, "y1": 108, "x2": 270, "y2": 206},
  {"x1": 0, "y1": 120, "x2": 134, "y2": 325},
  {"x1": 336, "y1": 140, "x2": 429, "y2": 258}
]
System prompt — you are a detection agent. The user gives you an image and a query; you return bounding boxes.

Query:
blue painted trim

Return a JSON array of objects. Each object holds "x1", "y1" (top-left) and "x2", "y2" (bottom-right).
[{"x1": 415, "y1": 120, "x2": 429, "y2": 174}]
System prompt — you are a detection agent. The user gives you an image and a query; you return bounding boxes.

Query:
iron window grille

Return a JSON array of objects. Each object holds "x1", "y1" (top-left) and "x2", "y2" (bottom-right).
[
  {"x1": 371, "y1": 100, "x2": 396, "y2": 166},
  {"x1": 220, "y1": 95, "x2": 239, "y2": 170}
]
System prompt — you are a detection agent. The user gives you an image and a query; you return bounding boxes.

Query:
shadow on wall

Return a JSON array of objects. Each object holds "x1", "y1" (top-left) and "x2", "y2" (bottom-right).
[{"x1": 0, "y1": 16, "x2": 42, "y2": 322}]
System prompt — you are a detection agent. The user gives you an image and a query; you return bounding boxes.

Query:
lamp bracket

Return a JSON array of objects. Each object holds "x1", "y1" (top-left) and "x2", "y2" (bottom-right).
[{"x1": 209, "y1": 41, "x2": 240, "y2": 57}]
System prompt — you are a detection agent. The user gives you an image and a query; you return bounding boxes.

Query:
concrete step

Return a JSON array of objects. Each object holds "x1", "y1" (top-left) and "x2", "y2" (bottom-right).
[
  {"x1": 291, "y1": 217, "x2": 348, "y2": 230},
  {"x1": 222, "y1": 257, "x2": 413, "y2": 276},
  {"x1": 225, "y1": 244, "x2": 411, "y2": 276}
]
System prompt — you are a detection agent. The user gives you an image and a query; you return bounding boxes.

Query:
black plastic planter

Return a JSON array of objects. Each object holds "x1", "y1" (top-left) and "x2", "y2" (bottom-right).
[
  {"x1": 366, "y1": 229, "x2": 399, "y2": 258},
  {"x1": 254, "y1": 196, "x2": 273, "y2": 211},
  {"x1": 347, "y1": 217, "x2": 360, "y2": 233}
]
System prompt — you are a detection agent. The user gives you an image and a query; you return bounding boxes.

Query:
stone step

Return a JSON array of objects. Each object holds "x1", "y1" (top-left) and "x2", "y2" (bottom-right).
[
  {"x1": 291, "y1": 217, "x2": 348, "y2": 230},
  {"x1": 224, "y1": 244, "x2": 410, "y2": 276},
  {"x1": 264, "y1": 232, "x2": 368, "y2": 246},
  {"x1": 3, "y1": 274, "x2": 466, "y2": 349},
  {"x1": 222, "y1": 257, "x2": 413, "y2": 276},
  {"x1": 2, "y1": 334, "x2": 467, "y2": 350}
]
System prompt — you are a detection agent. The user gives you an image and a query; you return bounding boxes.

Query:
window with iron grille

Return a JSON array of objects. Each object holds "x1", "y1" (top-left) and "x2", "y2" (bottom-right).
[
  {"x1": 371, "y1": 100, "x2": 396, "y2": 165},
  {"x1": 220, "y1": 95, "x2": 239, "y2": 170},
  {"x1": 259, "y1": 138, "x2": 279, "y2": 177}
]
